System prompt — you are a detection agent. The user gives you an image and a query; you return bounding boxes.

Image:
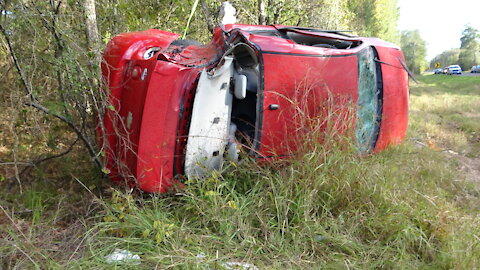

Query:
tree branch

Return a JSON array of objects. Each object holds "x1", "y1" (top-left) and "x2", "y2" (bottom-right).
[
  {"x1": 24, "y1": 101, "x2": 102, "y2": 169},
  {"x1": 18, "y1": 135, "x2": 80, "y2": 176},
  {"x1": 200, "y1": 0, "x2": 215, "y2": 34},
  {"x1": 0, "y1": 21, "x2": 102, "y2": 170}
]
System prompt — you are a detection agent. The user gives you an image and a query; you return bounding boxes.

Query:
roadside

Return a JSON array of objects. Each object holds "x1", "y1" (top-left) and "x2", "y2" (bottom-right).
[
  {"x1": 428, "y1": 72, "x2": 480, "y2": 77},
  {"x1": 461, "y1": 72, "x2": 480, "y2": 77},
  {"x1": 1, "y1": 74, "x2": 480, "y2": 268},
  {"x1": 410, "y1": 74, "x2": 480, "y2": 185}
]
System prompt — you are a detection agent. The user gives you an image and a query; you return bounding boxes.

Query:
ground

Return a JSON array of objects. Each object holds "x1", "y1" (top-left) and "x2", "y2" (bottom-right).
[
  {"x1": 411, "y1": 74, "x2": 480, "y2": 185},
  {"x1": 434, "y1": 72, "x2": 480, "y2": 184},
  {"x1": 1, "y1": 74, "x2": 479, "y2": 268}
]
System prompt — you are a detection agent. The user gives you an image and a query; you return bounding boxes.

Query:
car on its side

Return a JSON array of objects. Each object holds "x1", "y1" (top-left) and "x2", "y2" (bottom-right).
[
  {"x1": 100, "y1": 24, "x2": 409, "y2": 193},
  {"x1": 471, "y1": 65, "x2": 480, "y2": 73},
  {"x1": 433, "y1": 68, "x2": 443, "y2": 74},
  {"x1": 447, "y1": 65, "x2": 462, "y2": 75}
]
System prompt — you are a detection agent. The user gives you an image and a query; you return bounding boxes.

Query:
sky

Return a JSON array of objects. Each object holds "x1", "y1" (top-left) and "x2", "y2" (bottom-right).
[{"x1": 397, "y1": 0, "x2": 480, "y2": 61}]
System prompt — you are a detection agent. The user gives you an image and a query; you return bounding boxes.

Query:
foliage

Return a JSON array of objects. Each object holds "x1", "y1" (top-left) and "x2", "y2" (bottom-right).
[
  {"x1": 68, "y1": 73, "x2": 480, "y2": 268},
  {"x1": 431, "y1": 25, "x2": 480, "y2": 70},
  {"x1": 460, "y1": 25, "x2": 480, "y2": 49},
  {"x1": 5, "y1": 1, "x2": 479, "y2": 269},
  {"x1": 410, "y1": 75, "x2": 480, "y2": 156},
  {"x1": 72, "y1": 143, "x2": 478, "y2": 269},
  {"x1": 348, "y1": 0, "x2": 399, "y2": 43},
  {"x1": 84, "y1": 75, "x2": 479, "y2": 268},
  {"x1": 253, "y1": 0, "x2": 400, "y2": 43},
  {"x1": 430, "y1": 49, "x2": 462, "y2": 69},
  {"x1": 458, "y1": 25, "x2": 480, "y2": 70},
  {"x1": 2, "y1": 75, "x2": 480, "y2": 268},
  {"x1": 400, "y1": 30, "x2": 428, "y2": 74}
]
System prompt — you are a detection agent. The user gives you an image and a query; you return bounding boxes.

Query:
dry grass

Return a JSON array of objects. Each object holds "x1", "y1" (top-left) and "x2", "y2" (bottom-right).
[{"x1": 1, "y1": 74, "x2": 479, "y2": 269}]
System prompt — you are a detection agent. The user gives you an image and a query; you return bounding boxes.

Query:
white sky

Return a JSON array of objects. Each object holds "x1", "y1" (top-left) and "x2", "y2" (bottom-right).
[{"x1": 398, "y1": 0, "x2": 480, "y2": 61}]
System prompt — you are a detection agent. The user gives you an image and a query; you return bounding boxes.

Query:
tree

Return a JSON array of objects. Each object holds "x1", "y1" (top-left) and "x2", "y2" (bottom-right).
[
  {"x1": 82, "y1": 0, "x2": 101, "y2": 64},
  {"x1": 0, "y1": 0, "x2": 104, "y2": 173},
  {"x1": 0, "y1": 0, "x2": 404, "y2": 185},
  {"x1": 458, "y1": 25, "x2": 480, "y2": 69},
  {"x1": 430, "y1": 49, "x2": 462, "y2": 68},
  {"x1": 400, "y1": 30, "x2": 427, "y2": 74},
  {"x1": 347, "y1": 0, "x2": 399, "y2": 43},
  {"x1": 460, "y1": 25, "x2": 479, "y2": 48}
]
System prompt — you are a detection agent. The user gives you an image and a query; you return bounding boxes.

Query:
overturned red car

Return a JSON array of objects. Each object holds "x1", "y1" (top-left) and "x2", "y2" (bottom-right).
[{"x1": 100, "y1": 24, "x2": 409, "y2": 193}]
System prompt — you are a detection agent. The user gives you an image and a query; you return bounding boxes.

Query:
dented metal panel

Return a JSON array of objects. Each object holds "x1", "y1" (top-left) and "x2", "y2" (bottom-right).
[{"x1": 185, "y1": 57, "x2": 234, "y2": 178}]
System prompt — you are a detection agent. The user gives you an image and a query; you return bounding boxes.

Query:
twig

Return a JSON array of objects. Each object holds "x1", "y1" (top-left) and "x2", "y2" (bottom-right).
[
  {"x1": 0, "y1": 22, "x2": 102, "y2": 169},
  {"x1": 25, "y1": 101, "x2": 102, "y2": 169},
  {"x1": 200, "y1": 0, "x2": 215, "y2": 33},
  {"x1": 182, "y1": 0, "x2": 200, "y2": 39},
  {"x1": 18, "y1": 135, "x2": 80, "y2": 176},
  {"x1": 13, "y1": 244, "x2": 41, "y2": 270},
  {"x1": 0, "y1": 162, "x2": 34, "y2": 166},
  {"x1": 0, "y1": 23, "x2": 32, "y2": 101}
]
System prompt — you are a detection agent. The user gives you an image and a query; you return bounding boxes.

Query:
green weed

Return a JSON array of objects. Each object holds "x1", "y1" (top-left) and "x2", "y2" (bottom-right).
[
  {"x1": 2, "y1": 75, "x2": 480, "y2": 269},
  {"x1": 75, "y1": 144, "x2": 479, "y2": 268}
]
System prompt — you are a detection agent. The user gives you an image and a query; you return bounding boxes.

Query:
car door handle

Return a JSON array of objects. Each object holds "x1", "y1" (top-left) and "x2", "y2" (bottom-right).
[{"x1": 269, "y1": 104, "x2": 280, "y2": 110}]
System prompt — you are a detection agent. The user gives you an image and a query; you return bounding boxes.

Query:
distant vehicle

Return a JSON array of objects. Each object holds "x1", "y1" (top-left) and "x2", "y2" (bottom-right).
[
  {"x1": 447, "y1": 65, "x2": 462, "y2": 75},
  {"x1": 433, "y1": 68, "x2": 443, "y2": 74},
  {"x1": 471, "y1": 65, "x2": 480, "y2": 73}
]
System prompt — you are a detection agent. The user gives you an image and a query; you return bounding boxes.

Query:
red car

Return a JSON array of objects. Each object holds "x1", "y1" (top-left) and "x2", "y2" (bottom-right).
[{"x1": 100, "y1": 24, "x2": 409, "y2": 193}]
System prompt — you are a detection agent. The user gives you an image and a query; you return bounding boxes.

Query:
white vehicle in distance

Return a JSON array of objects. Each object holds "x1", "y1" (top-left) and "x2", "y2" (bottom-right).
[
  {"x1": 447, "y1": 65, "x2": 462, "y2": 75},
  {"x1": 471, "y1": 65, "x2": 480, "y2": 73}
]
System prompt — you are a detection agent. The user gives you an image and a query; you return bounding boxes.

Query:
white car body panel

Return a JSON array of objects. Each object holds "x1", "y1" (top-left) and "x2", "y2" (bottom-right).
[{"x1": 184, "y1": 56, "x2": 234, "y2": 178}]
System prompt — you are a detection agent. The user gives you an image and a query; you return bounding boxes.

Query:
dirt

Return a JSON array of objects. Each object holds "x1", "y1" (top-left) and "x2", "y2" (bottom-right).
[
  {"x1": 447, "y1": 152, "x2": 480, "y2": 183},
  {"x1": 415, "y1": 139, "x2": 480, "y2": 184}
]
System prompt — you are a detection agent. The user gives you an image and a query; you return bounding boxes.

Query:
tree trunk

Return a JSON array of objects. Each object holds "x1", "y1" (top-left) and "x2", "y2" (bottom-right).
[
  {"x1": 82, "y1": 0, "x2": 101, "y2": 65},
  {"x1": 82, "y1": 0, "x2": 105, "y2": 158},
  {"x1": 200, "y1": 0, "x2": 215, "y2": 34},
  {"x1": 258, "y1": 0, "x2": 266, "y2": 25},
  {"x1": 112, "y1": 0, "x2": 119, "y2": 34}
]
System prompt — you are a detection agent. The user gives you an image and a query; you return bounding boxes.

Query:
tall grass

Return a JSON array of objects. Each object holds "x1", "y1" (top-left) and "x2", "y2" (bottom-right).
[
  {"x1": 410, "y1": 74, "x2": 480, "y2": 156},
  {"x1": 73, "y1": 97, "x2": 480, "y2": 269},
  {"x1": 2, "y1": 75, "x2": 480, "y2": 269}
]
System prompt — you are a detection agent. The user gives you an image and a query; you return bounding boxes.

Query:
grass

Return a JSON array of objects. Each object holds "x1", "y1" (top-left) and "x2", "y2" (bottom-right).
[
  {"x1": 1, "y1": 74, "x2": 480, "y2": 269},
  {"x1": 410, "y1": 74, "x2": 480, "y2": 156}
]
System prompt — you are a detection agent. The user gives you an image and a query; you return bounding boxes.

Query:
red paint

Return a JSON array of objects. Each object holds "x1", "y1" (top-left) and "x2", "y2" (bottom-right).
[
  {"x1": 260, "y1": 53, "x2": 359, "y2": 157},
  {"x1": 100, "y1": 24, "x2": 409, "y2": 193},
  {"x1": 374, "y1": 47, "x2": 409, "y2": 152}
]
